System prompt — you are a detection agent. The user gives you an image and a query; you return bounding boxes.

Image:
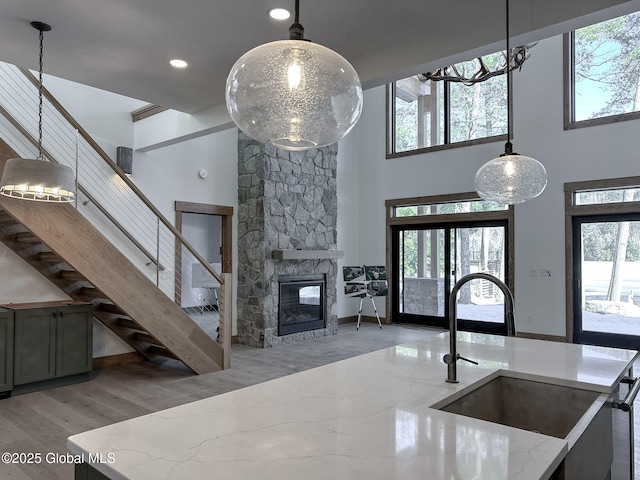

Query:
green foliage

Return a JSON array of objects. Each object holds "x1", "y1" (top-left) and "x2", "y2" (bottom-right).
[
  {"x1": 574, "y1": 11, "x2": 640, "y2": 118},
  {"x1": 580, "y1": 189, "x2": 640, "y2": 262},
  {"x1": 401, "y1": 229, "x2": 419, "y2": 277},
  {"x1": 449, "y1": 53, "x2": 508, "y2": 143},
  {"x1": 582, "y1": 222, "x2": 640, "y2": 261},
  {"x1": 395, "y1": 98, "x2": 418, "y2": 152}
]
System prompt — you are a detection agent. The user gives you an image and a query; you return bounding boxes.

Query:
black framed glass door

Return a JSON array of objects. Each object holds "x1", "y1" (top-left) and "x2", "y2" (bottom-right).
[
  {"x1": 392, "y1": 220, "x2": 509, "y2": 334},
  {"x1": 573, "y1": 213, "x2": 640, "y2": 349}
]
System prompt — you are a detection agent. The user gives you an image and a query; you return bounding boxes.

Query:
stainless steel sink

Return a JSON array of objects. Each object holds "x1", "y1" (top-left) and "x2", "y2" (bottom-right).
[
  {"x1": 434, "y1": 375, "x2": 613, "y2": 479},
  {"x1": 436, "y1": 375, "x2": 599, "y2": 438}
]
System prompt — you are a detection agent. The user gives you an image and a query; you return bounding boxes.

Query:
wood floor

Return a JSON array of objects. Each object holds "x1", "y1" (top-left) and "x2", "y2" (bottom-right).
[{"x1": 0, "y1": 323, "x2": 437, "y2": 480}]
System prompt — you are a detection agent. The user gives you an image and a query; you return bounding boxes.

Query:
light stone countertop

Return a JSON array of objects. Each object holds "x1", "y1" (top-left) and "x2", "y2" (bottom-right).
[{"x1": 68, "y1": 332, "x2": 638, "y2": 480}]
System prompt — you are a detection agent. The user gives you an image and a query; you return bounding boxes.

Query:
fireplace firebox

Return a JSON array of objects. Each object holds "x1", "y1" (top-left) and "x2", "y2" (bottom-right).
[{"x1": 278, "y1": 274, "x2": 325, "y2": 336}]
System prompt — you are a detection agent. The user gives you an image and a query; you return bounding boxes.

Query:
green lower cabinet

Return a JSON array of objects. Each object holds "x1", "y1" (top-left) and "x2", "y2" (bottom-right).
[
  {"x1": 0, "y1": 309, "x2": 14, "y2": 394},
  {"x1": 9, "y1": 302, "x2": 93, "y2": 390},
  {"x1": 56, "y1": 304, "x2": 93, "y2": 377},
  {"x1": 14, "y1": 309, "x2": 57, "y2": 385}
]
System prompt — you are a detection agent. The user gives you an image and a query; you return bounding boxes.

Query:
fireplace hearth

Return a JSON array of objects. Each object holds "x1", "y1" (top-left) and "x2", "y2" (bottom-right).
[{"x1": 279, "y1": 275, "x2": 325, "y2": 335}]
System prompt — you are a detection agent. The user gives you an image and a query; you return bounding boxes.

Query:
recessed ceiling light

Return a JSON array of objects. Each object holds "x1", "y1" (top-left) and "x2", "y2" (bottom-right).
[
  {"x1": 269, "y1": 8, "x2": 290, "y2": 20},
  {"x1": 170, "y1": 59, "x2": 188, "y2": 68}
]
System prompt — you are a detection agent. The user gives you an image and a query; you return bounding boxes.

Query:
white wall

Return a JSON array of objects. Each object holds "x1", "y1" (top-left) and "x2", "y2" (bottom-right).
[
  {"x1": 43, "y1": 74, "x2": 146, "y2": 158},
  {"x1": 0, "y1": 247, "x2": 69, "y2": 304},
  {"x1": 344, "y1": 35, "x2": 640, "y2": 336},
  {"x1": 132, "y1": 128, "x2": 239, "y2": 334},
  {"x1": 336, "y1": 114, "x2": 362, "y2": 319}
]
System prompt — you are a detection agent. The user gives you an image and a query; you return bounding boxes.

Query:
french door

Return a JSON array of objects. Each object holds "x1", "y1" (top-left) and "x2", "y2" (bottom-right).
[
  {"x1": 392, "y1": 220, "x2": 510, "y2": 334},
  {"x1": 573, "y1": 213, "x2": 640, "y2": 349}
]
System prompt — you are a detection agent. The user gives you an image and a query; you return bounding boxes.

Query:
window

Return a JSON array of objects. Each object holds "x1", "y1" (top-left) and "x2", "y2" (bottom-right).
[
  {"x1": 387, "y1": 52, "x2": 508, "y2": 158},
  {"x1": 394, "y1": 199, "x2": 508, "y2": 218},
  {"x1": 575, "y1": 187, "x2": 640, "y2": 206},
  {"x1": 565, "y1": 11, "x2": 640, "y2": 128}
]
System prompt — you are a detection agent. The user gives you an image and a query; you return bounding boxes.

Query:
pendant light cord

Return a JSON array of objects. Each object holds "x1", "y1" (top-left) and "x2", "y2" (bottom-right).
[
  {"x1": 289, "y1": 0, "x2": 306, "y2": 40},
  {"x1": 504, "y1": 0, "x2": 513, "y2": 155},
  {"x1": 37, "y1": 27, "x2": 45, "y2": 161}
]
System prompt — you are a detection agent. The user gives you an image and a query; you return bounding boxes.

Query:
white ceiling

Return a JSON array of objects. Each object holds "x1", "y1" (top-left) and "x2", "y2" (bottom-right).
[{"x1": 0, "y1": 0, "x2": 638, "y2": 114}]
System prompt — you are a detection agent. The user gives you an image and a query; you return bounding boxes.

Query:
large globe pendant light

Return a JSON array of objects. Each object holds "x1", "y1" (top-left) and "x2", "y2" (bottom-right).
[
  {"x1": 225, "y1": 0, "x2": 363, "y2": 151},
  {"x1": 0, "y1": 22, "x2": 75, "y2": 203},
  {"x1": 474, "y1": 0, "x2": 546, "y2": 205}
]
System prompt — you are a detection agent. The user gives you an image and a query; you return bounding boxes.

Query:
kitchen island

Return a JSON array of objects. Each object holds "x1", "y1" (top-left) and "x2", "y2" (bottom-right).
[{"x1": 68, "y1": 332, "x2": 637, "y2": 479}]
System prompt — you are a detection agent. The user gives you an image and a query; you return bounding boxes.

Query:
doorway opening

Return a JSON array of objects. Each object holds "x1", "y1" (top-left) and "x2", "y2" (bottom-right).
[{"x1": 175, "y1": 201, "x2": 233, "y2": 340}]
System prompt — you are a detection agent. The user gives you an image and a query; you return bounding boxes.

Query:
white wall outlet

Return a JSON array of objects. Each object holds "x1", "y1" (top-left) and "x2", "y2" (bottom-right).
[
  {"x1": 527, "y1": 315, "x2": 533, "y2": 323},
  {"x1": 529, "y1": 269, "x2": 538, "y2": 277},
  {"x1": 540, "y1": 269, "x2": 551, "y2": 277}
]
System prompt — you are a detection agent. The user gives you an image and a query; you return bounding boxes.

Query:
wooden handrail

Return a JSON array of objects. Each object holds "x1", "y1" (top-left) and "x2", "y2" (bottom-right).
[{"x1": 19, "y1": 67, "x2": 224, "y2": 285}]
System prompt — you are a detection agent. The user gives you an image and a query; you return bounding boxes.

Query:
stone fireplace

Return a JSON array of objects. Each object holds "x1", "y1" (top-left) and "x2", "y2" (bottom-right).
[{"x1": 237, "y1": 132, "x2": 339, "y2": 348}]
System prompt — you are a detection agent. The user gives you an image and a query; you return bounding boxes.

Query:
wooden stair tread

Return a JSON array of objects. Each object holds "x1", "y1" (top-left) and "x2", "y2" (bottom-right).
[
  {"x1": 79, "y1": 287, "x2": 107, "y2": 299},
  {"x1": 0, "y1": 212, "x2": 17, "y2": 224},
  {"x1": 39, "y1": 251, "x2": 64, "y2": 263},
  {"x1": 133, "y1": 331, "x2": 161, "y2": 345},
  {"x1": 92, "y1": 310, "x2": 156, "y2": 363},
  {"x1": 98, "y1": 303, "x2": 126, "y2": 315},
  {"x1": 15, "y1": 232, "x2": 41, "y2": 243},
  {"x1": 93, "y1": 310, "x2": 179, "y2": 365},
  {"x1": 117, "y1": 318, "x2": 145, "y2": 331},
  {"x1": 60, "y1": 270, "x2": 87, "y2": 281},
  {"x1": 147, "y1": 345, "x2": 178, "y2": 359}
]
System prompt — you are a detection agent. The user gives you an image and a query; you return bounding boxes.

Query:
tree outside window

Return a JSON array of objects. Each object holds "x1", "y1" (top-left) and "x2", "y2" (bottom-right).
[
  {"x1": 572, "y1": 11, "x2": 640, "y2": 122},
  {"x1": 388, "y1": 51, "x2": 508, "y2": 156}
]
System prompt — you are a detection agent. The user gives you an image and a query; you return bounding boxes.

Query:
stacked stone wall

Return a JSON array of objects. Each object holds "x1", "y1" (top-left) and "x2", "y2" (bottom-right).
[{"x1": 237, "y1": 132, "x2": 338, "y2": 348}]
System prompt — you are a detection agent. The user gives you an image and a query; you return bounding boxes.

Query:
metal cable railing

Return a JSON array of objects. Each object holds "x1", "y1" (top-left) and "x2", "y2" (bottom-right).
[{"x1": 0, "y1": 61, "x2": 231, "y2": 365}]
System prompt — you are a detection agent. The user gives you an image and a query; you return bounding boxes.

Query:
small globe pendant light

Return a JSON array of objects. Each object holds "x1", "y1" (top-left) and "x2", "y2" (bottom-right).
[
  {"x1": 225, "y1": 0, "x2": 363, "y2": 151},
  {"x1": 0, "y1": 22, "x2": 76, "y2": 203},
  {"x1": 474, "y1": 0, "x2": 546, "y2": 205}
]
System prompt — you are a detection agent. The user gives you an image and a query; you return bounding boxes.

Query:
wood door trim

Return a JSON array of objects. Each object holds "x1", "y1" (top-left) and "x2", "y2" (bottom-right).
[{"x1": 175, "y1": 201, "x2": 233, "y2": 275}]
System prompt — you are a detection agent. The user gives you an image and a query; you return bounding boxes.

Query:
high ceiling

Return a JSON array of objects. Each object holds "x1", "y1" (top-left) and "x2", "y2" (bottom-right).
[{"x1": 0, "y1": 0, "x2": 638, "y2": 114}]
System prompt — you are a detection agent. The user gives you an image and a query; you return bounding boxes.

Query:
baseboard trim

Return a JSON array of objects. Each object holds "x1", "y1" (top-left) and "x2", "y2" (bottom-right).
[
  {"x1": 93, "y1": 352, "x2": 145, "y2": 369},
  {"x1": 517, "y1": 332, "x2": 568, "y2": 343}
]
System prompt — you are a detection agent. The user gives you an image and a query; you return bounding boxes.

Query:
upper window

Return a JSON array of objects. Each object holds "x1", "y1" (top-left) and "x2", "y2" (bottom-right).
[
  {"x1": 567, "y1": 11, "x2": 640, "y2": 128},
  {"x1": 387, "y1": 51, "x2": 509, "y2": 158},
  {"x1": 575, "y1": 187, "x2": 640, "y2": 206},
  {"x1": 393, "y1": 199, "x2": 508, "y2": 217}
]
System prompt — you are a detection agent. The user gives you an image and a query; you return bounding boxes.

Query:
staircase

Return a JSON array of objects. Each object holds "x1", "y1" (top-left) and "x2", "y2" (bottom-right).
[{"x1": 0, "y1": 148, "x2": 224, "y2": 375}]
